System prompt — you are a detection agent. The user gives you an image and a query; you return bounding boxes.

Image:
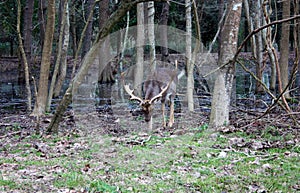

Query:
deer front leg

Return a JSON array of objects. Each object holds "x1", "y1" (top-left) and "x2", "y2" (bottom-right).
[
  {"x1": 168, "y1": 100, "x2": 174, "y2": 127},
  {"x1": 161, "y1": 102, "x2": 166, "y2": 127},
  {"x1": 148, "y1": 116, "x2": 153, "y2": 131}
]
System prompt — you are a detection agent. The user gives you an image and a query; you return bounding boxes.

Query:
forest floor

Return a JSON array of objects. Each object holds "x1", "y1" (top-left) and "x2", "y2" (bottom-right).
[{"x1": 0, "y1": 102, "x2": 299, "y2": 192}]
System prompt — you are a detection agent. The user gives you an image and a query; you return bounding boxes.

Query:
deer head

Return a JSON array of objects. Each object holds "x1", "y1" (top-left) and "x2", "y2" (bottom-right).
[
  {"x1": 123, "y1": 68, "x2": 180, "y2": 128},
  {"x1": 123, "y1": 81, "x2": 171, "y2": 122}
]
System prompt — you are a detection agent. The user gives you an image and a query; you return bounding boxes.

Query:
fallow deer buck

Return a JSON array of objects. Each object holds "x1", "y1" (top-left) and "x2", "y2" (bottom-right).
[{"x1": 123, "y1": 68, "x2": 184, "y2": 129}]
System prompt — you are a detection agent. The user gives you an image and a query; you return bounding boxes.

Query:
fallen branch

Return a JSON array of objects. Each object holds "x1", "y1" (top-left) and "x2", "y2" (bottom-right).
[{"x1": 0, "y1": 131, "x2": 21, "y2": 139}]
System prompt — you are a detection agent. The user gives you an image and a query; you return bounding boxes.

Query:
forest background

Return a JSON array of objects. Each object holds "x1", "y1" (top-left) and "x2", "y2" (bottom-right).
[{"x1": 0, "y1": 0, "x2": 299, "y2": 192}]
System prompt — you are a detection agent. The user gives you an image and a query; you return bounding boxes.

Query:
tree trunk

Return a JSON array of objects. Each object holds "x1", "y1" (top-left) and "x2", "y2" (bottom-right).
[
  {"x1": 279, "y1": 0, "x2": 291, "y2": 98},
  {"x1": 209, "y1": 0, "x2": 242, "y2": 128},
  {"x1": 159, "y1": 2, "x2": 169, "y2": 63},
  {"x1": 295, "y1": 0, "x2": 300, "y2": 102},
  {"x1": 32, "y1": 0, "x2": 56, "y2": 116},
  {"x1": 253, "y1": 0, "x2": 264, "y2": 94},
  {"x1": 38, "y1": 0, "x2": 46, "y2": 49},
  {"x1": 98, "y1": 0, "x2": 114, "y2": 83},
  {"x1": 148, "y1": 1, "x2": 156, "y2": 71},
  {"x1": 17, "y1": 0, "x2": 32, "y2": 112},
  {"x1": 186, "y1": 0, "x2": 194, "y2": 112},
  {"x1": 243, "y1": 0, "x2": 256, "y2": 59},
  {"x1": 23, "y1": 0, "x2": 34, "y2": 63},
  {"x1": 54, "y1": 10, "x2": 70, "y2": 98},
  {"x1": 54, "y1": 0, "x2": 70, "y2": 98},
  {"x1": 81, "y1": 0, "x2": 94, "y2": 59},
  {"x1": 135, "y1": 2, "x2": 145, "y2": 96},
  {"x1": 47, "y1": 0, "x2": 68, "y2": 111},
  {"x1": 119, "y1": 11, "x2": 130, "y2": 72},
  {"x1": 70, "y1": 4, "x2": 77, "y2": 58},
  {"x1": 262, "y1": 1, "x2": 277, "y2": 91}
]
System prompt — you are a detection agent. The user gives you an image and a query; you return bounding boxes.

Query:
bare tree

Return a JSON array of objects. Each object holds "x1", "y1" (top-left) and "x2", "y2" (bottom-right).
[
  {"x1": 23, "y1": 0, "x2": 34, "y2": 62},
  {"x1": 252, "y1": 0, "x2": 264, "y2": 93},
  {"x1": 17, "y1": 0, "x2": 32, "y2": 111},
  {"x1": 32, "y1": 0, "x2": 56, "y2": 116},
  {"x1": 243, "y1": 0, "x2": 256, "y2": 60},
  {"x1": 186, "y1": 0, "x2": 194, "y2": 111},
  {"x1": 159, "y1": 1, "x2": 169, "y2": 63},
  {"x1": 134, "y1": 2, "x2": 145, "y2": 95},
  {"x1": 148, "y1": 1, "x2": 156, "y2": 71},
  {"x1": 262, "y1": 0, "x2": 277, "y2": 91},
  {"x1": 98, "y1": 0, "x2": 115, "y2": 83},
  {"x1": 209, "y1": 0, "x2": 243, "y2": 128},
  {"x1": 279, "y1": 0, "x2": 291, "y2": 98},
  {"x1": 81, "y1": 0, "x2": 94, "y2": 59},
  {"x1": 38, "y1": 0, "x2": 46, "y2": 49},
  {"x1": 47, "y1": 0, "x2": 70, "y2": 111}
]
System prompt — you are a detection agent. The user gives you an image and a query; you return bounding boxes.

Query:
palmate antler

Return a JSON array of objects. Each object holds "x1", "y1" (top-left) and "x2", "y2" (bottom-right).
[
  {"x1": 123, "y1": 81, "x2": 171, "y2": 105},
  {"x1": 123, "y1": 84, "x2": 144, "y2": 103},
  {"x1": 122, "y1": 67, "x2": 179, "y2": 129}
]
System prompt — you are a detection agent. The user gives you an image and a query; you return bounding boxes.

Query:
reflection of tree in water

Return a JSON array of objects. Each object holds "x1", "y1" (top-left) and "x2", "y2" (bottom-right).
[
  {"x1": 95, "y1": 83, "x2": 114, "y2": 115},
  {"x1": 96, "y1": 60, "x2": 118, "y2": 115}
]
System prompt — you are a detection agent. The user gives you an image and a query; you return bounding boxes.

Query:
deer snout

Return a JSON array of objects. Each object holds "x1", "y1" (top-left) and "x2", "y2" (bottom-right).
[
  {"x1": 143, "y1": 109, "x2": 152, "y2": 122},
  {"x1": 144, "y1": 115, "x2": 151, "y2": 122},
  {"x1": 141, "y1": 102, "x2": 153, "y2": 122}
]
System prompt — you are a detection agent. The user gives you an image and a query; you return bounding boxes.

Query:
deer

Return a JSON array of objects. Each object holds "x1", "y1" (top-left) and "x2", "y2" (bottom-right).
[{"x1": 123, "y1": 67, "x2": 184, "y2": 130}]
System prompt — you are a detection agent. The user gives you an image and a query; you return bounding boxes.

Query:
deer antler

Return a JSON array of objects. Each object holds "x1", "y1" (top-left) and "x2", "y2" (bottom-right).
[{"x1": 123, "y1": 84, "x2": 144, "y2": 103}]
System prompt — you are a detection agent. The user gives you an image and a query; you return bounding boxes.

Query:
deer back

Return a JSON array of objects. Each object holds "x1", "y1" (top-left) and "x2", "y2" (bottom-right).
[{"x1": 143, "y1": 68, "x2": 178, "y2": 102}]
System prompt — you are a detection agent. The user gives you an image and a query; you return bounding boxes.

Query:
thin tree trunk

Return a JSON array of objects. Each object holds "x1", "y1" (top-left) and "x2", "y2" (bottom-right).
[
  {"x1": 120, "y1": 11, "x2": 130, "y2": 72},
  {"x1": 98, "y1": 0, "x2": 113, "y2": 83},
  {"x1": 262, "y1": 0, "x2": 277, "y2": 91},
  {"x1": 159, "y1": 2, "x2": 169, "y2": 63},
  {"x1": 135, "y1": 2, "x2": 145, "y2": 96},
  {"x1": 209, "y1": 0, "x2": 242, "y2": 128},
  {"x1": 186, "y1": 0, "x2": 194, "y2": 111},
  {"x1": 243, "y1": 0, "x2": 256, "y2": 58},
  {"x1": 292, "y1": 0, "x2": 299, "y2": 103},
  {"x1": 253, "y1": 0, "x2": 264, "y2": 93},
  {"x1": 38, "y1": 0, "x2": 46, "y2": 49},
  {"x1": 81, "y1": 0, "x2": 94, "y2": 59},
  {"x1": 148, "y1": 1, "x2": 156, "y2": 72},
  {"x1": 279, "y1": 0, "x2": 291, "y2": 98},
  {"x1": 55, "y1": 0, "x2": 70, "y2": 96},
  {"x1": 17, "y1": 0, "x2": 32, "y2": 111},
  {"x1": 47, "y1": 0, "x2": 68, "y2": 112},
  {"x1": 70, "y1": 4, "x2": 77, "y2": 58},
  {"x1": 23, "y1": 0, "x2": 34, "y2": 63},
  {"x1": 54, "y1": 12, "x2": 70, "y2": 97},
  {"x1": 32, "y1": 0, "x2": 56, "y2": 116}
]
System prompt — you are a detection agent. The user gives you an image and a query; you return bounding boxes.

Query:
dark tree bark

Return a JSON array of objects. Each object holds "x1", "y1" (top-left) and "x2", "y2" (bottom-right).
[
  {"x1": 70, "y1": 4, "x2": 77, "y2": 58},
  {"x1": 23, "y1": 0, "x2": 34, "y2": 62},
  {"x1": 38, "y1": 0, "x2": 46, "y2": 49},
  {"x1": 32, "y1": 0, "x2": 56, "y2": 116},
  {"x1": 98, "y1": 0, "x2": 115, "y2": 83},
  {"x1": 279, "y1": 0, "x2": 291, "y2": 98},
  {"x1": 159, "y1": 1, "x2": 169, "y2": 63},
  {"x1": 209, "y1": 0, "x2": 242, "y2": 128},
  {"x1": 81, "y1": 0, "x2": 94, "y2": 59}
]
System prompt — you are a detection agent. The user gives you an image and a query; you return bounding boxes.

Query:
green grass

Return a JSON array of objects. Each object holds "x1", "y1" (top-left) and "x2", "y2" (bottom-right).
[
  {"x1": 0, "y1": 124, "x2": 299, "y2": 192},
  {"x1": 0, "y1": 178, "x2": 17, "y2": 190}
]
